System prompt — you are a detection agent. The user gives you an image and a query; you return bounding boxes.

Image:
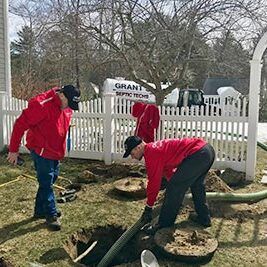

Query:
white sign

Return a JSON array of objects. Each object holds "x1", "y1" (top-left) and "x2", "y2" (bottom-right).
[{"x1": 103, "y1": 78, "x2": 155, "y2": 102}]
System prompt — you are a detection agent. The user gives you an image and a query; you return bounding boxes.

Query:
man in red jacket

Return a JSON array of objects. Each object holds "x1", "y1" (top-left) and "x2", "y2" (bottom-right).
[
  {"x1": 7, "y1": 85, "x2": 80, "y2": 231},
  {"x1": 123, "y1": 135, "x2": 215, "y2": 232},
  {"x1": 131, "y1": 102, "x2": 160, "y2": 143}
]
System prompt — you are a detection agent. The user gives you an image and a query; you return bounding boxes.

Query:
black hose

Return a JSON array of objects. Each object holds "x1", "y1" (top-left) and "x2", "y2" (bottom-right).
[{"x1": 97, "y1": 217, "x2": 146, "y2": 267}]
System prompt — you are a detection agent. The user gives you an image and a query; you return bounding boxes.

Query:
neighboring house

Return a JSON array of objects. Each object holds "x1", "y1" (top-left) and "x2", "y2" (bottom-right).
[{"x1": 202, "y1": 77, "x2": 249, "y2": 96}]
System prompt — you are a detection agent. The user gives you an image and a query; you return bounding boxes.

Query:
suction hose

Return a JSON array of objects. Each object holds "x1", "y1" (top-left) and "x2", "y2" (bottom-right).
[
  {"x1": 257, "y1": 141, "x2": 267, "y2": 151},
  {"x1": 186, "y1": 189, "x2": 267, "y2": 202},
  {"x1": 97, "y1": 217, "x2": 146, "y2": 267}
]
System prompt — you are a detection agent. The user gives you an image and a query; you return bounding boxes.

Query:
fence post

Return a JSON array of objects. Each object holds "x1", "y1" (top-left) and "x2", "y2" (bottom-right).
[
  {"x1": 103, "y1": 93, "x2": 115, "y2": 165},
  {"x1": 246, "y1": 59, "x2": 262, "y2": 180},
  {"x1": 0, "y1": 92, "x2": 6, "y2": 151}
]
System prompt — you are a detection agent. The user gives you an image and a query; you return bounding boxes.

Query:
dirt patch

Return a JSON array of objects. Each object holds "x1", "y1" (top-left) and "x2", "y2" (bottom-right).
[
  {"x1": 154, "y1": 227, "x2": 218, "y2": 263},
  {"x1": 0, "y1": 257, "x2": 14, "y2": 267},
  {"x1": 76, "y1": 170, "x2": 99, "y2": 184},
  {"x1": 84, "y1": 163, "x2": 146, "y2": 179},
  {"x1": 205, "y1": 170, "x2": 233, "y2": 192},
  {"x1": 87, "y1": 164, "x2": 130, "y2": 178},
  {"x1": 113, "y1": 178, "x2": 147, "y2": 198}
]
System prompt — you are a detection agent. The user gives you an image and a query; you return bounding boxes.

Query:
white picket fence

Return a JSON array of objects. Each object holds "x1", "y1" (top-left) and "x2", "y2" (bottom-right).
[{"x1": 0, "y1": 93, "x2": 249, "y2": 173}]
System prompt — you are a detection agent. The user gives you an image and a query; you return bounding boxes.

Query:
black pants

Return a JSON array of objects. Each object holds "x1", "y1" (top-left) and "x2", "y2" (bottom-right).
[{"x1": 158, "y1": 143, "x2": 215, "y2": 227}]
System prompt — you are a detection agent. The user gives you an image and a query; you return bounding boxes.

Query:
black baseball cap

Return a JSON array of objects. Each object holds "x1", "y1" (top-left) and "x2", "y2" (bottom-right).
[
  {"x1": 60, "y1": 85, "x2": 81, "y2": 110},
  {"x1": 123, "y1": 136, "x2": 142, "y2": 158}
]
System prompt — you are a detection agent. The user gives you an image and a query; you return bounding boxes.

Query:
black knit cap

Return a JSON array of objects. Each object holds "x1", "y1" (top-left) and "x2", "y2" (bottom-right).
[
  {"x1": 60, "y1": 85, "x2": 81, "y2": 110},
  {"x1": 123, "y1": 136, "x2": 142, "y2": 158}
]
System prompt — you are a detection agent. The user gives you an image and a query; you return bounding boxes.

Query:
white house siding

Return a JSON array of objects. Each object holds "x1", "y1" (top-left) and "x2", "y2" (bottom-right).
[{"x1": 0, "y1": 0, "x2": 10, "y2": 95}]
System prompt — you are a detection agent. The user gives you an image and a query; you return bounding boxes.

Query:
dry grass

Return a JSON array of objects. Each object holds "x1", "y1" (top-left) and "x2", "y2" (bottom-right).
[{"x1": 0, "y1": 148, "x2": 266, "y2": 267}]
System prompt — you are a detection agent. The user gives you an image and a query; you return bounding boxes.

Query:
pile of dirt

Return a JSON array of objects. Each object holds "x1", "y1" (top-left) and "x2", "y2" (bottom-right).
[
  {"x1": 76, "y1": 170, "x2": 99, "y2": 184},
  {"x1": 154, "y1": 227, "x2": 218, "y2": 263},
  {"x1": 205, "y1": 170, "x2": 233, "y2": 193},
  {"x1": 113, "y1": 177, "x2": 147, "y2": 198},
  {"x1": 87, "y1": 164, "x2": 130, "y2": 178},
  {"x1": 84, "y1": 163, "x2": 146, "y2": 179},
  {"x1": 220, "y1": 168, "x2": 246, "y2": 186}
]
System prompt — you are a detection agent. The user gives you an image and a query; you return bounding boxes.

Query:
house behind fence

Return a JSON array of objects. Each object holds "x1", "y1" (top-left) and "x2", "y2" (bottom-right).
[{"x1": 0, "y1": 93, "x2": 249, "y2": 175}]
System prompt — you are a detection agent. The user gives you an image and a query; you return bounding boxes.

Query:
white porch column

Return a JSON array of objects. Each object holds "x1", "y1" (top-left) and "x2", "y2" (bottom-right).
[{"x1": 246, "y1": 60, "x2": 262, "y2": 180}]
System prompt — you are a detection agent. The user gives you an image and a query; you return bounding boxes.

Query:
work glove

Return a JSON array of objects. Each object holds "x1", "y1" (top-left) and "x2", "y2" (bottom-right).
[{"x1": 141, "y1": 205, "x2": 152, "y2": 223}]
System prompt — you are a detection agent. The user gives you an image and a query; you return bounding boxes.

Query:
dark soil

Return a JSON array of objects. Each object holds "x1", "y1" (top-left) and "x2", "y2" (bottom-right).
[
  {"x1": 0, "y1": 257, "x2": 14, "y2": 267},
  {"x1": 205, "y1": 170, "x2": 233, "y2": 192},
  {"x1": 87, "y1": 163, "x2": 145, "y2": 179},
  {"x1": 154, "y1": 227, "x2": 218, "y2": 263},
  {"x1": 220, "y1": 168, "x2": 246, "y2": 186}
]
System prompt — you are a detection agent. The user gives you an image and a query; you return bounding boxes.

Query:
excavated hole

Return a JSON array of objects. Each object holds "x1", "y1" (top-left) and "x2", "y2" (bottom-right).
[
  {"x1": 0, "y1": 257, "x2": 14, "y2": 267},
  {"x1": 65, "y1": 224, "x2": 220, "y2": 266},
  {"x1": 64, "y1": 225, "x2": 154, "y2": 266}
]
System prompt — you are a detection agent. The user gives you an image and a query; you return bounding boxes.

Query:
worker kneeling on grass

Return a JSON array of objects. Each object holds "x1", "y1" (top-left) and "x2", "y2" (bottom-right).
[
  {"x1": 7, "y1": 85, "x2": 81, "y2": 231},
  {"x1": 123, "y1": 136, "x2": 215, "y2": 234}
]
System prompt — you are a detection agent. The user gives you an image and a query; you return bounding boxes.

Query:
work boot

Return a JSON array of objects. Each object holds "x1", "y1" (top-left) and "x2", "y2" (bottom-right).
[
  {"x1": 33, "y1": 210, "x2": 62, "y2": 220},
  {"x1": 46, "y1": 216, "x2": 61, "y2": 231},
  {"x1": 188, "y1": 213, "x2": 211, "y2": 227}
]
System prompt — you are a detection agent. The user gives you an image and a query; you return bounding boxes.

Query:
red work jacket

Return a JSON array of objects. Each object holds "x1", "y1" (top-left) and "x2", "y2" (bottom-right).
[
  {"x1": 9, "y1": 88, "x2": 73, "y2": 160},
  {"x1": 144, "y1": 138, "x2": 206, "y2": 206},
  {"x1": 132, "y1": 102, "x2": 160, "y2": 143}
]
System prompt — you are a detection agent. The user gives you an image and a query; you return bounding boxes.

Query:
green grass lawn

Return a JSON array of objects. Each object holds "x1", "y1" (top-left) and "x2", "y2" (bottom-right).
[{"x1": 0, "y1": 148, "x2": 266, "y2": 267}]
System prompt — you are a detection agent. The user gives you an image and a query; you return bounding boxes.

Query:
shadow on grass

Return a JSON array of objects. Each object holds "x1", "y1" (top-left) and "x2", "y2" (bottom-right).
[
  {"x1": 219, "y1": 237, "x2": 267, "y2": 248},
  {"x1": 0, "y1": 217, "x2": 45, "y2": 245},
  {"x1": 39, "y1": 247, "x2": 69, "y2": 264},
  {"x1": 216, "y1": 214, "x2": 267, "y2": 249}
]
